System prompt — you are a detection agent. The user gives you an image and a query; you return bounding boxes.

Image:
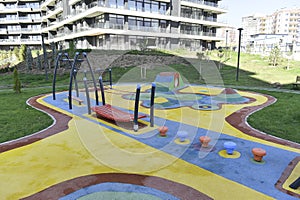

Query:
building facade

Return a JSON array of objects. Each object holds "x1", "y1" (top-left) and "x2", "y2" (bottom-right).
[
  {"x1": 0, "y1": 0, "x2": 227, "y2": 51},
  {"x1": 0, "y1": 0, "x2": 42, "y2": 50}
]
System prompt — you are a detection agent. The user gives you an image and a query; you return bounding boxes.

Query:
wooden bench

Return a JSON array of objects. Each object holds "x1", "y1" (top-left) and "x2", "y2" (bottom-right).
[
  {"x1": 292, "y1": 76, "x2": 300, "y2": 89},
  {"x1": 68, "y1": 95, "x2": 84, "y2": 105}
]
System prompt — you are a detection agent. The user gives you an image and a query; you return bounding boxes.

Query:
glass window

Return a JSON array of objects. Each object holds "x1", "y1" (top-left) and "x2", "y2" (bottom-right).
[
  {"x1": 152, "y1": 19, "x2": 158, "y2": 28},
  {"x1": 160, "y1": 20, "x2": 167, "y2": 28},
  {"x1": 128, "y1": 17, "x2": 136, "y2": 26},
  {"x1": 109, "y1": 0, "x2": 116, "y2": 8},
  {"x1": 128, "y1": 0, "x2": 135, "y2": 11},
  {"x1": 144, "y1": 19, "x2": 151, "y2": 27},
  {"x1": 152, "y1": 2, "x2": 158, "y2": 13},
  {"x1": 137, "y1": 17, "x2": 143, "y2": 27},
  {"x1": 117, "y1": 0, "x2": 124, "y2": 8},
  {"x1": 144, "y1": 0, "x2": 151, "y2": 12},
  {"x1": 159, "y1": 2, "x2": 166, "y2": 14},
  {"x1": 136, "y1": 1, "x2": 143, "y2": 12},
  {"x1": 100, "y1": 0, "x2": 106, "y2": 6}
]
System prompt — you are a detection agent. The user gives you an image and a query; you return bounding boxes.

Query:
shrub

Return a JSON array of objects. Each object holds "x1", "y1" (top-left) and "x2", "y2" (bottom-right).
[{"x1": 13, "y1": 67, "x2": 21, "y2": 93}]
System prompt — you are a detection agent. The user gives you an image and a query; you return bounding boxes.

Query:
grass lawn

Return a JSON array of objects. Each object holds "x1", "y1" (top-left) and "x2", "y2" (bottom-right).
[
  {"x1": 212, "y1": 51, "x2": 300, "y2": 88},
  {"x1": 0, "y1": 88, "x2": 53, "y2": 143},
  {"x1": 0, "y1": 50, "x2": 299, "y2": 144},
  {"x1": 248, "y1": 90, "x2": 300, "y2": 144}
]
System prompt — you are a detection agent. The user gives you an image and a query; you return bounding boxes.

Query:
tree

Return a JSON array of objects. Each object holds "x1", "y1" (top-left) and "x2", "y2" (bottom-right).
[
  {"x1": 217, "y1": 49, "x2": 224, "y2": 69},
  {"x1": 19, "y1": 44, "x2": 26, "y2": 62},
  {"x1": 26, "y1": 47, "x2": 33, "y2": 70},
  {"x1": 138, "y1": 38, "x2": 148, "y2": 52},
  {"x1": 269, "y1": 45, "x2": 281, "y2": 66},
  {"x1": 36, "y1": 51, "x2": 42, "y2": 70},
  {"x1": 51, "y1": 42, "x2": 57, "y2": 63},
  {"x1": 13, "y1": 67, "x2": 21, "y2": 93},
  {"x1": 68, "y1": 40, "x2": 76, "y2": 58},
  {"x1": 13, "y1": 47, "x2": 20, "y2": 61}
]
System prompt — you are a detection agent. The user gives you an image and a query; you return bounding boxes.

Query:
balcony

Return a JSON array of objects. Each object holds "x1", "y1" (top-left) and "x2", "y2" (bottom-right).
[
  {"x1": 202, "y1": 32, "x2": 216, "y2": 37},
  {"x1": 180, "y1": 30, "x2": 200, "y2": 35},
  {"x1": 203, "y1": 16, "x2": 217, "y2": 22},
  {"x1": 128, "y1": 25, "x2": 159, "y2": 33},
  {"x1": 7, "y1": 29, "x2": 22, "y2": 33},
  {"x1": 0, "y1": 29, "x2": 7, "y2": 33},
  {"x1": 182, "y1": 0, "x2": 219, "y2": 8}
]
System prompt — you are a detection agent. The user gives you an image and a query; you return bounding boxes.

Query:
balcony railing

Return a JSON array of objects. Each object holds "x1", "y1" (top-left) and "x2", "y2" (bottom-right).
[
  {"x1": 202, "y1": 32, "x2": 216, "y2": 37},
  {"x1": 128, "y1": 25, "x2": 159, "y2": 33},
  {"x1": 182, "y1": 0, "x2": 219, "y2": 8},
  {"x1": 203, "y1": 16, "x2": 217, "y2": 22},
  {"x1": 7, "y1": 29, "x2": 21, "y2": 33}
]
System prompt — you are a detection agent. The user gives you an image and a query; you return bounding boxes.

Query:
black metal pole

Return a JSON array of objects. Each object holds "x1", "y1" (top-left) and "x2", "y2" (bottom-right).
[
  {"x1": 41, "y1": 33, "x2": 49, "y2": 81},
  {"x1": 236, "y1": 28, "x2": 243, "y2": 81},
  {"x1": 133, "y1": 84, "x2": 141, "y2": 132},
  {"x1": 83, "y1": 52, "x2": 99, "y2": 105},
  {"x1": 68, "y1": 52, "x2": 80, "y2": 110},
  {"x1": 225, "y1": 30, "x2": 228, "y2": 49},
  {"x1": 83, "y1": 77, "x2": 91, "y2": 115},
  {"x1": 99, "y1": 76, "x2": 106, "y2": 106},
  {"x1": 52, "y1": 52, "x2": 62, "y2": 100},
  {"x1": 150, "y1": 82, "x2": 156, "y2": 127},
  {"x1": 109, "y1": 68, "x2": 112, "y2": 89}
]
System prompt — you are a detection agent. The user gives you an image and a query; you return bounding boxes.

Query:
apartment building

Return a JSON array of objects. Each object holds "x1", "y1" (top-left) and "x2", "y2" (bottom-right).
[
  {"x1": 241, "y1": 14, "x2": 264, "y2": 46},
  {"x1": 37, "y1": 0, "x2": 227, "y2": 51},
  {"x1": 273, "y1": 8, "x2": 300, "y2": 41},
  {"x1": 0, "y1": 0, "x2": 42, "y2": 50},
  {"x1": 241, "y1": 7, "x2": 300, "y2": 52}
]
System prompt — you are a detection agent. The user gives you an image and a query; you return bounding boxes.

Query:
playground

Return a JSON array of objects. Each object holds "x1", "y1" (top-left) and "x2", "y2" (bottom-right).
[{"x1": 0, "y1": 53, "x2": 299, "y2": 199}]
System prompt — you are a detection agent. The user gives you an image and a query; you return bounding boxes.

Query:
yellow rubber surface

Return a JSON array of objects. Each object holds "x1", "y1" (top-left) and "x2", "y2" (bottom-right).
[{"x1": 0, "y1": 85, "x2": 299, "y2": 199}]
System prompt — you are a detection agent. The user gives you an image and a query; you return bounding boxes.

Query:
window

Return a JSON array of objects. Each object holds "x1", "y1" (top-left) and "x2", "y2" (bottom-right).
[
  {"x1": 152, "y1": 19, "x2": 158, "y2": 28},
  {"x1": 160, "y1": 20, "x2": 167, "y2": 29},
  {"x1": 137, "y1": 17, "x2": 143, "y2": 27},
  {"x1": 136, "y1": 1, "x2": 143, "y2": 11},
  {"x1": 144, "y1": 18, "x2": 151, "y2": 27},
  {"x1": 144, "y1": 0, "x2": 151, "y2": 12},
  {"x1": 128, "y1": 16, "x2": 136, "y2": 27},
  {"x1": 117, "y1": 0, "x2": 124, "y2": 8},
  {"x1": 109, "y1": 0, "x2": 116, "y2": 8},
  {"x1": 152, "y1": 2, "x2": 158, "y2": 13},
  {"x1": 159, "y1": 2, "x2": 166, "y2": 14},
  {"x1": 109, "y1": 14, "x2": 124, "y2": 28},
  {"x1": 128, "y1": 0, "x2": 135, "y2": 11}
]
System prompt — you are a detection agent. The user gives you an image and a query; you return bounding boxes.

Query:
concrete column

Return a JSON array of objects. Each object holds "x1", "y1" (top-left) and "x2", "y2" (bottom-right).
[
  {"x1": 62, "y1": 0, "x2": 70, "y2": 18},
  {"x1": 170, "y1": 0, "x2": 181, "y2": 17}
]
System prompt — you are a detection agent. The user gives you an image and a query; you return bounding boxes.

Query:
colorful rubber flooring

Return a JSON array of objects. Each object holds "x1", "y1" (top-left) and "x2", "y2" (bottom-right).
[{"x1": 0, "y1": 84, "x2": 299, "y2": 199}]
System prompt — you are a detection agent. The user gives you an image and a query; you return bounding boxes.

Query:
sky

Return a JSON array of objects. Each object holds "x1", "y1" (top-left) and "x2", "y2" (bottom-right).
[{"x1": 219, "y1": 0, "x2": 300, "y2": 28}]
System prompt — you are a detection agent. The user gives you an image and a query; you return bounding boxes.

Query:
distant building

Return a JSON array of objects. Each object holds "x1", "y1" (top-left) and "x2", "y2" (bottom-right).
[
  {"x1": 241, "y1": 14, "x2": 265, "y2": 47},
  {"x1": 273, "y1": 8, "x2": 300, "y2": 41},
  {"x1": 241, "y1": 7, "x2": 300, "y2": 54},
  {"x1": 250, "y1": 34, "x2": 293, "y2": 54},
  {"x1": 216, "y1": 26, "x2": 237, "y2": 49}
]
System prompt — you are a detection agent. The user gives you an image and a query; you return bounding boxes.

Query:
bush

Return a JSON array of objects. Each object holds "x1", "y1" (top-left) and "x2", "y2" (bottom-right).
[{"x1": 13, "y1": 67, "x2": 21, "y2": 93}]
